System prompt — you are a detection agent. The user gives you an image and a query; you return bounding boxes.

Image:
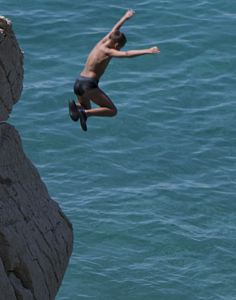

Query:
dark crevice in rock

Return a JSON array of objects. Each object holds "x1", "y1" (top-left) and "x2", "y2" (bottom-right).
[{"x1": 0, "y1": 175, "x2": 12, "y2": 186}]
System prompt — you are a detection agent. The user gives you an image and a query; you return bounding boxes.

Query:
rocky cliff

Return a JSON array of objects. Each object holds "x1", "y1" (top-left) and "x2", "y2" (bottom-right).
[
  {"x1": 0, "y1": 17, "x2": 23, "y2": 121},
  {"x1": 0, "y1": 16, "x2": 73, "y2": 300}
]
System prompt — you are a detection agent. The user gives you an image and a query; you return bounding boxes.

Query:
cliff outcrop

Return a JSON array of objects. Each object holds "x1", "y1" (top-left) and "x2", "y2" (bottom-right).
[
  {"x1": 0, "y1": 16, "x2": 73, "y2": 300},
  {"x1": 0, "y1": 16, "x2": 23, "y2": 121}
]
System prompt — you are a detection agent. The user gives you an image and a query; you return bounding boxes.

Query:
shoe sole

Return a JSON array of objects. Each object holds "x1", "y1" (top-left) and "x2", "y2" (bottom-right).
[{"x1": 68, "y1": 100, "x2": 79, "y2": 122}]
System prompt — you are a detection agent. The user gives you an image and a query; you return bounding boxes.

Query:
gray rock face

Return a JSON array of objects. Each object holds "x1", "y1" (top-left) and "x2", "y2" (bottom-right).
[
  {"x1": 0, "y1": 16, "x2": 73, "y2": 300},
  {"x1": 0, "y1": 16, "x2": 23, "y2": 121}
]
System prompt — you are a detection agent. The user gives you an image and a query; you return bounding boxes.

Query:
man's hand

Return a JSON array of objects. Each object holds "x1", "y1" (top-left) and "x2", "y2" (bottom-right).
[
  {"x1": 124, "y1": 9, "x2": 135, "y2": 20},
  {"x1": 149, "y1": 46, "x2": 160, "y2": 54}
]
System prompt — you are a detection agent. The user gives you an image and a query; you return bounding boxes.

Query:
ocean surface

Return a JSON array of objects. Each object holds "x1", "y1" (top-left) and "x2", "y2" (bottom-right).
[{"x1": 2, "y1": 0, "x2": 236, "y2": 299}]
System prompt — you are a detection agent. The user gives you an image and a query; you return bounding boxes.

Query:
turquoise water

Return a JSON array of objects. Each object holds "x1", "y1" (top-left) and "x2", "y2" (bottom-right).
[{"x1": 2, "y1": 0, "x2": 236, "y2": 299}]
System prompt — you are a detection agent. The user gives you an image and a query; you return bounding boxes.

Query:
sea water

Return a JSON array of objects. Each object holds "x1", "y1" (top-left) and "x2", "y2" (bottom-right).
[{"x1": 1, "y1": 0, "x2": 236, "y2": 299}]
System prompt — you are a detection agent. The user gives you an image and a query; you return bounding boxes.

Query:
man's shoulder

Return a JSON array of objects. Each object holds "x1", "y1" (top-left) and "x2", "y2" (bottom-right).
[{"x1": 95, "y1": 42, "x2": 110, "y2": 56}]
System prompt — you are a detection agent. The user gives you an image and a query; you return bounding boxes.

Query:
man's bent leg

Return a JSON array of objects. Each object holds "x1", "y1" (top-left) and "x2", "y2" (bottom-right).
[
  {"x1": 77, "y1": 95, "x2": 91, "y2": 110},
  {"x1": 84, "y1": 88, "x2": 117, "y2": 117}
]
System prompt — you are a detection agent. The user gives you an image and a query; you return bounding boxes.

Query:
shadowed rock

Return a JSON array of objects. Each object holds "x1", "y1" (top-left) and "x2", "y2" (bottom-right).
[
  {"x1": 0, "y1": 16, "x2": 73, "y2": 300},
  {"x1": 0, "y1": 16, "x2": 23, "y2": 121}
]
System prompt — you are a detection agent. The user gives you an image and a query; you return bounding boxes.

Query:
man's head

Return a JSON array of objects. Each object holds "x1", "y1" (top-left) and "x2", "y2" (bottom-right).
[{"x1": 109, "y1": 30, "x2": 127, "y2": 49}]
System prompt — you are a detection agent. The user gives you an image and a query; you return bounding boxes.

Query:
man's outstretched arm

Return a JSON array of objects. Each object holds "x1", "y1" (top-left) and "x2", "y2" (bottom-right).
[
  {"x1": 111, "y1": 9, "x2": 135, "y2": 32},
  {"x1": 107, "y1": 46, "x2": 160, "y2": 57},
  {"x1": 102, "y1": 9, "x2": 135, "y2": 41}
]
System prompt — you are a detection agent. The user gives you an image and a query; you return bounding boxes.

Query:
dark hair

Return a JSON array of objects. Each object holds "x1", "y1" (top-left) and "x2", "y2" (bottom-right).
[{"x1": 109, "y1": 30, "x2": 127, "y2": 48}]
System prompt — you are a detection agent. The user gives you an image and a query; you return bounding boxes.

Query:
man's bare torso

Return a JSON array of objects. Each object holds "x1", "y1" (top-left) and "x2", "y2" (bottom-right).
[{"x1": 80, "y1": 41, "x2": 111, "y2": 80}]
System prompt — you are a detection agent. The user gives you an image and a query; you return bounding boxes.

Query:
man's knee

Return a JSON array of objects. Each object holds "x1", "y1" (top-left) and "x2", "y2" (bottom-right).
[{"x1": 111, "y1": 105, "x2": 118, "y2": 117}]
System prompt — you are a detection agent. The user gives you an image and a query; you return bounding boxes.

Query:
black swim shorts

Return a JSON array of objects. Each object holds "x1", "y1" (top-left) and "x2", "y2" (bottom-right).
[{"x1": 74, "y1": 76, "x2": 99, "y2": 96}]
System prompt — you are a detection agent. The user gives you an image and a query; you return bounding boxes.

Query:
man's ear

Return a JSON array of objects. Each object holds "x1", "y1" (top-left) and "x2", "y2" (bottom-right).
[{"x1": 115, "y1": 42, "x2": 120, "y2": 50}]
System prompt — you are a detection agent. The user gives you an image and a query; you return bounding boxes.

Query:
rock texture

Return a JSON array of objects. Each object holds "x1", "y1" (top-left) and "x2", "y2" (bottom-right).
[
  {"x1": 0, "y1": 16, "x2": 73, "y2": 300},
  {"x1": 0, "y1": 16, "x2": 23, "y2": 121}
]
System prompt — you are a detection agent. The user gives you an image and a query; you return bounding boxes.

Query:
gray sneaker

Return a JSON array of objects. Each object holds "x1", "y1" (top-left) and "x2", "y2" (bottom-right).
[
  {"x1": 78, "y1": 108, "x2": 87, "y2": 131},
  {"x1": 68, "y1": 100, "x2": 79, "y2": 122}
]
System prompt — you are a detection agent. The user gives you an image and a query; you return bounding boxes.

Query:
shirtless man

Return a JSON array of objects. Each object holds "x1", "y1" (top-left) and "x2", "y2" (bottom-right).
[{"x1": 69, "y1": 9, "x2": 160, "y2": 131}]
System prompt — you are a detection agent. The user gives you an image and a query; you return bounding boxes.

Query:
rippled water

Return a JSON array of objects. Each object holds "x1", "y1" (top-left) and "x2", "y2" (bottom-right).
[{"x1": 2, "y1": 0, "x2": 236, "y2": 299}]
